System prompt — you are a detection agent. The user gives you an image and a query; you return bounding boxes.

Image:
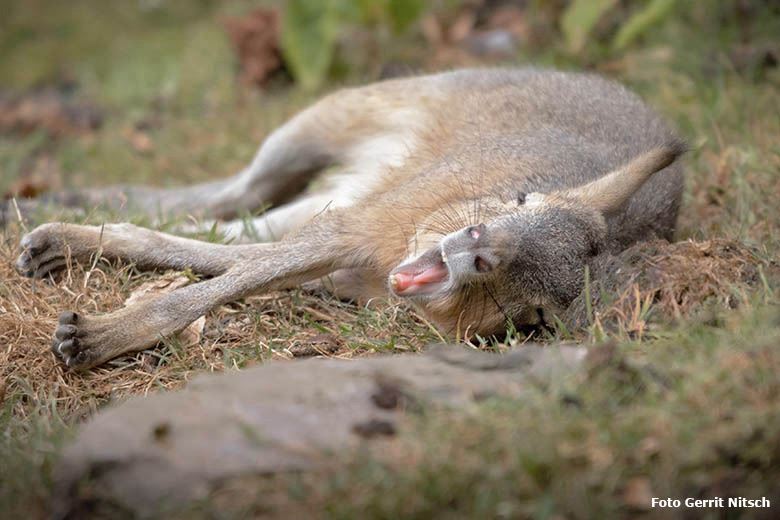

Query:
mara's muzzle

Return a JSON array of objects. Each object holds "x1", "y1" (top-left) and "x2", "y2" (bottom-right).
[{"x1": 388, "y1": 223, "x2": 498, "y2": 297}]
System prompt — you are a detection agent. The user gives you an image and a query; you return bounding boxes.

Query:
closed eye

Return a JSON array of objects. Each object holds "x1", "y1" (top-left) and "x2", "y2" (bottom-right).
[{"x1": 475, "y1": 255, "x2": 493, "y2": 273}]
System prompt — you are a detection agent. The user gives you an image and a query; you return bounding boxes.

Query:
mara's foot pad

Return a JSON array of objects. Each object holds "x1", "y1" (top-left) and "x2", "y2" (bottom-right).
[
  {"x1": 50, "y1": 311, "x2": 98, "y2": 369},
  {"x1": 16, "y1": 223, "x2": 82, "y2": 279}
]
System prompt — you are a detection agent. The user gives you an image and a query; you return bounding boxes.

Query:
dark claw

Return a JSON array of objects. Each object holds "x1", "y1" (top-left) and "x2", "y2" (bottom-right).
[
  {"x1": 55, "y1": 324, "x2": 77, "y2": 340},
  {"x1": 52, "y1": 312, "x2": 88, "y2": 368},
  {"x1": 20, "y1": 237, "x2": 45, "y2": 257},
  {"x1": 59, "y1": 339, "x2": 78, "y2": 356},
  {"x1": 59, "y1": 311, "x2": 79, "y2": 325},
  {"x1": 51, "y1": 339, "x2": 63, "y2": 358}
]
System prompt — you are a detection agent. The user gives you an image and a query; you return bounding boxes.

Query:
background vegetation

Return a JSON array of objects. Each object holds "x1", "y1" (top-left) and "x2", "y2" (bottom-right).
[{"x1": 1, "y1": 0, "x2": 778, "y2": 517}]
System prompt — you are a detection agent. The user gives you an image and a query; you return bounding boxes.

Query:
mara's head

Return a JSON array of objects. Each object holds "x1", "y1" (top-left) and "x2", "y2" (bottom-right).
[{"x1": 388, "y1": 142, "x2": 685, "y2": 339}]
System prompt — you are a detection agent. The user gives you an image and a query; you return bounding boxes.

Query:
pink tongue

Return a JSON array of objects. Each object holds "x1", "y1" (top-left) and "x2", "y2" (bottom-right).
[{"x1": 394, "y1": 263, "x2": 448, "y2": 293}]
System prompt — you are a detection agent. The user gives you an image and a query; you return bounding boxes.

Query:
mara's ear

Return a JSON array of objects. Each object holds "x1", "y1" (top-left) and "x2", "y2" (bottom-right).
[{"x1": 565, "y1": 139, "x2": 686, "y2": 215}]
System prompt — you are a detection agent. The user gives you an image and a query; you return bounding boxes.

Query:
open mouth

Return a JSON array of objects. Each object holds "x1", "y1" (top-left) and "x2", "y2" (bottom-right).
[{"x1": 388, "y1": 246, "x2": 450, "y2": 297}]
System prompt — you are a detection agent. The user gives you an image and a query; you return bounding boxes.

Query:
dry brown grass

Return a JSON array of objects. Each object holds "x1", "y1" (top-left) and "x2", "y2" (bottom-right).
[
  {"x1": 0, "y1": 220, "x2": 436, "y2": 422},
  {"x1": 565, "y1": 239, "x2": 778, "y2": 337}
]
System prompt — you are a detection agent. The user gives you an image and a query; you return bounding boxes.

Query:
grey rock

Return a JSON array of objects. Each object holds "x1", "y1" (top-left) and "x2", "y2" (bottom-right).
[{"x1": 52, "y1": 344, "x2": 584, "y2": 517}]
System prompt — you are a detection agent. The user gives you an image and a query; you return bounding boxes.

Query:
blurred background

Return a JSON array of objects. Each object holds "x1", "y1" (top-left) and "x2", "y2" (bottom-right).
[
  {"x1": 0, "y1": 0, "x2": 778, "y2": 242},
  {"x1": 1, "y1": 5, "x2": 779, "y2": 516}
]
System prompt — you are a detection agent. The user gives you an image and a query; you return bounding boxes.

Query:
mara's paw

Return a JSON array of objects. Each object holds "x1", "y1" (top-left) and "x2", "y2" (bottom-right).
[
  {"x1": 17, "y1": 223, "x2": 68, "y2": 278},
  {"x1": 16, "y1": 223, "x2": 90, "y2": 279},
  {"x1": 50, "y1": 311, "x2": 101, "y2": 369}
]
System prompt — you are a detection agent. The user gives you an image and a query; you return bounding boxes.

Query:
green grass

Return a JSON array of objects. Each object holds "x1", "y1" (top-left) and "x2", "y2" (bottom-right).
[
  {"x1": 318, "y1": 306, "x2": 780, "y2": 519},
  {"x1": 159, "y1": 298, "x2": 780, "y2": 520},
  {"x1": 0, "y1": 378, "x2": 73, "y2": 519},
  {"x1": 1, "y1": 0, "x2": 778, "y2": 518}
]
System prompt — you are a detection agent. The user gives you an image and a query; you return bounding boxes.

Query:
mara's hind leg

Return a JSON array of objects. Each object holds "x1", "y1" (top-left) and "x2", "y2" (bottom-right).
[
  {"x1": 5, "y1": 106, "x2": 336, "y2": 222},
  {"x1": 7, "y1": 78, "x2": 431, "y2": 224},
  {"x1": 189, "y1": 192, "x2": 339, "y2": 243},
  {"x1": 170, "y1": 80, "x2": 431, "y2": 220}
]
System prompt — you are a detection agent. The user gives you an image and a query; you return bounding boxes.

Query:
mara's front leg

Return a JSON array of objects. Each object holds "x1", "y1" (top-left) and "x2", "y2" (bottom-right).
[
  {"x1": 17, "y1": 222, "x2": 256, "y2": 279},
  {"x1": 17, "y1": 219, "x2": 354, "y2": 369}
]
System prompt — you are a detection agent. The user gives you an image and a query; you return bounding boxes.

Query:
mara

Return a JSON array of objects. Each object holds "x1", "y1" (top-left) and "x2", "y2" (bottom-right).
[{"x1": 15, "y1": 68, "x2": 685, "y2": 369}]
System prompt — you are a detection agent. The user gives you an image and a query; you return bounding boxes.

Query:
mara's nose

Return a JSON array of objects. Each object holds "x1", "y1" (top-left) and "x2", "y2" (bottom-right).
[
  {"x1": 465, "y1": 223, "x2": 487, "y2": 242},
  {"x1": 442, "y1": 223, "x2": 496, "y2": 275}
]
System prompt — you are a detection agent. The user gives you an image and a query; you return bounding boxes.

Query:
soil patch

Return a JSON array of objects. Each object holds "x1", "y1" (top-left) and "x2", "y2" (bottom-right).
[{"x1": 565, "y1": 239, "x2": 778, "y2": 334}]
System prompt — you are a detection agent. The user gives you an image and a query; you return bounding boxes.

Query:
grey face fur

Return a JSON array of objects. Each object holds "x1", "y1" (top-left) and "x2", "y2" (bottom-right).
[
  {"x1": 387, "y1": 136, "x2": 684, "y2": 337},
  {"x1": 388, "y1": 193, "x2": 609, "y2": 336},
  {"x1": 489, "y1": 201, "x2": 605, "y2": 312},
  {"x1": 13, "y1": 67, "x2": 685, "y2": 369}
]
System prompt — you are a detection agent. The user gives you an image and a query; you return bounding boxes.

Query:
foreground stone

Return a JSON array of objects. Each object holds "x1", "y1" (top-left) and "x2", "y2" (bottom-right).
[{"x1": 52, "y1": 344, "x2": 584, "y2": 517}]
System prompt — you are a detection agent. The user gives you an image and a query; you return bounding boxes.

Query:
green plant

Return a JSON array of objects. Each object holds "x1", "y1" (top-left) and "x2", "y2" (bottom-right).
[
  {"x1": 281, "y1": 0, "x2": 426, "y2": 88},
  {"x1": 561, "y1": 0, "x2": 684, "y2": 53}
]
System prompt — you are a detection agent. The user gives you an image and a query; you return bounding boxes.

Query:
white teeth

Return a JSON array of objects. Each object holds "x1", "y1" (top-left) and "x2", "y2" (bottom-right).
[
  {"x1": 441, "y1": 250, "x2": 448, "y2": 264},
  {"x1": 388, "y1": 274, "x2": 398, "y2": 288}
]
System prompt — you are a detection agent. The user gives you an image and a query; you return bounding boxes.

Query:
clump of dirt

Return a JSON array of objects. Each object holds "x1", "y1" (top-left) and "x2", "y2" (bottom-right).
[
  {"x1": 0, "y1": 87, "x2": 102, "y2": 137},
  {"x1": 1, "y1": 83, "x2": 100, "y2": 207},
  {"x1": 221, "y1": 8, "x2": 285, "y2": 88},
  {"x1": 2, "y1": 154, "x2": 62, "y2": 203},
  {"x1": 565, "y1": 239, "x2": 778, "y2": 334},
  {"x1": 289, "y1": 333, "x2": 345, "y2": 357},
  {"x1": 422, "y1": 0, "x2": 532, "y2": 68}
]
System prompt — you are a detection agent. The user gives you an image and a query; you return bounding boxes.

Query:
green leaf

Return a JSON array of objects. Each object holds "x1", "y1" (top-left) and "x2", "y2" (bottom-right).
[
  {"x1": 280, "y1": 0, "x2": 339, "y2": 89},
  {"x1": 332, "y1": 0, "x2": 366, "y2": 23},
  {"x1": 612, "y1": 0, "x2": 678, "y2": 51},
  {"x1": 560, "y1": 0, "x2": 618, "y2": 53},
  {"x1": 384, "y1": 0, "x2": 425, "y2": 33}
]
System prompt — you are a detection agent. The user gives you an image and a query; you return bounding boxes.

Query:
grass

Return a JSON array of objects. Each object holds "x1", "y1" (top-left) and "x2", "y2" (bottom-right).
[
  {"x1": 1, "y1": 0, "x2": 779, "y2": 518},
  {"x1": 314, "y1": 303, "x2": 780, "y2": 519}
]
